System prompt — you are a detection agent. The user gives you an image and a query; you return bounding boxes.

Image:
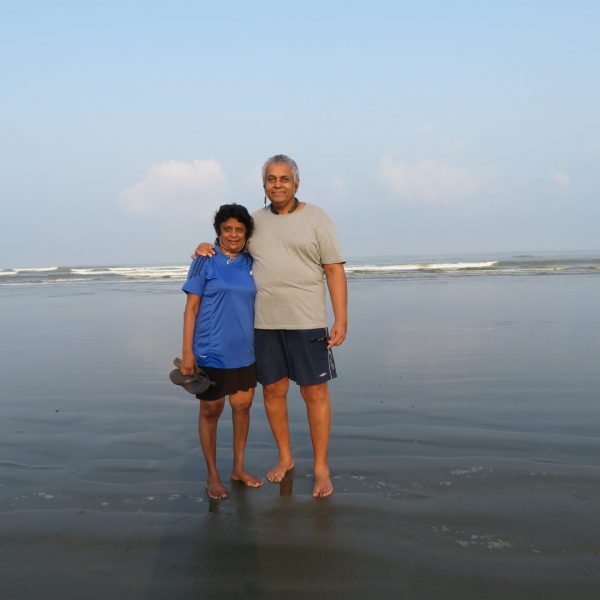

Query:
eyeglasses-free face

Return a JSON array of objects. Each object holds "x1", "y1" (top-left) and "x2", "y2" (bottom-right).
[{"x1": 264, "y1": 162, "x2": 299, "y2": 212}]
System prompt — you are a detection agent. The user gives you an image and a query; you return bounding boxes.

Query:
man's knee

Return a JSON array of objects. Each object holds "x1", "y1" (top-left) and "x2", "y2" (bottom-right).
[
  {"x1": 300, "y1": 382, "x2": 329, "y2": 404},
  {"x1": 263, "y1": 377, "x2": 289, "y2": 402}
]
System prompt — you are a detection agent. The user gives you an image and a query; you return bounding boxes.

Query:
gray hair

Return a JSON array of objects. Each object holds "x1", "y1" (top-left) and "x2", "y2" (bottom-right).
[{"x1": 261, "y1": 154, "x2": 300, "y2": 185}]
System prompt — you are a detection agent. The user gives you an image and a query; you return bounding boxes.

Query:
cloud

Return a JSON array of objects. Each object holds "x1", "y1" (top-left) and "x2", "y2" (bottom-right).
[
  {"x1": 583, "y1": 142, "x2": 600, "y2": 156},
  {"x1": 550, "y1": 169, "x2": 570, "y2": 189},
  {"x1": 379, "y1": 156, "x2": 479, "y2": 203},
  {"x1": 119, "y1": 159, "x2": 226, "y2": 216}
]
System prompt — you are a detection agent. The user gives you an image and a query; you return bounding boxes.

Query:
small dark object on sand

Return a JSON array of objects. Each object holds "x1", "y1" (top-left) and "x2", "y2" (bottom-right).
[{"x1": 169, "y1": 357, "x2": 216, "y2": 395}]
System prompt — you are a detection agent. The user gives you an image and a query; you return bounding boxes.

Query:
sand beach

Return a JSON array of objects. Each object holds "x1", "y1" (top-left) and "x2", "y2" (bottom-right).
[{"x1": 1, "y1": 257, "x2": 600, "y2": 598}]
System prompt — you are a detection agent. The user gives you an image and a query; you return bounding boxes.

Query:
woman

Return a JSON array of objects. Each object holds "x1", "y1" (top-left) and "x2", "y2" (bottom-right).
[{"x1": 181, "y1": 203, "x2": 262, "y2": 500}]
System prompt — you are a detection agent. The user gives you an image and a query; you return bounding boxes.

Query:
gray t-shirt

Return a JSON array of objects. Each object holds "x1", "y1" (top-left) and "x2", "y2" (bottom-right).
[{"x1": 249, "y1": 203, "x2": 344, "y2": 329}]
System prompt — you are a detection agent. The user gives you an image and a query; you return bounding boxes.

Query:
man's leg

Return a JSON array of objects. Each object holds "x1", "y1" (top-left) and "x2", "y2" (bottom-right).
[
  {"x1": 198, "y1": 398, "x2": 228, "y2": 499},
  {"x1": 300, "y1": 382, "x2": 333, "y2": 498},
  {"x1": 229, "y1": 388, "x2": 263, "y2": 488},
  {"x1": 263, "y1": 377, "x2": 295, "y2": 483}
]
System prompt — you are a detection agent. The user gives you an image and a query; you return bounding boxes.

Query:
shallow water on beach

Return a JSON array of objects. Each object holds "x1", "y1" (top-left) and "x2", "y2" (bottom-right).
[{"x1": 1, "y1": 275, "x2": 600, "y2": 598}]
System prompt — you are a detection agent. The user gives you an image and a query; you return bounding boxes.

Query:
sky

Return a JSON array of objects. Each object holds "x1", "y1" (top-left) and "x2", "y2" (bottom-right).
[{"x1": 1, "y1": 0, "x2": 599, "y2": 267}]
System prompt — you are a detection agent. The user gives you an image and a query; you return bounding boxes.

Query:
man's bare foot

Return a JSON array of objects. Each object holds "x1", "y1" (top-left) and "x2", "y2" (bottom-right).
[
  {"x1": 312, "y1": 468, "x2": 333, "y2": 498},
  {"x1": 266, "y1": 460, "x2": 295, "y2": 483},
  {"x1": 231, "y1": 469, "x2": 263, "y2": 488},
  {"x1": 205, "y1": 479, "x2": 229, "y2": 500}
]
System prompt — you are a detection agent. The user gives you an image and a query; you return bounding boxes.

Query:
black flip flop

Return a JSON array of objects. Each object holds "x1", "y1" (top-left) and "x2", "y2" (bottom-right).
[{"x1": 169, "y1": 357, "x2": 216, "y2": 395}]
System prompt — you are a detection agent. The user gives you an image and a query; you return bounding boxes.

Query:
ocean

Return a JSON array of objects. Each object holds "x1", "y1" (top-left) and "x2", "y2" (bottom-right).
[
  {"x1": 2, "y1": 251, "x2": 600, "y2": 287},
  {"x1": 1, "y1": 251, "x2": 600, "y2": 598}
]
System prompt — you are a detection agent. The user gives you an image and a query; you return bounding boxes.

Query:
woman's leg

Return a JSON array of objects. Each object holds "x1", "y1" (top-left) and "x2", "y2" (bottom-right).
[
  {"x1": 198, "y1": 398, "x2": 228, "y2": 499},
  {"x1": 229, "y1": 388, "x2": 263, "y2": 488}
]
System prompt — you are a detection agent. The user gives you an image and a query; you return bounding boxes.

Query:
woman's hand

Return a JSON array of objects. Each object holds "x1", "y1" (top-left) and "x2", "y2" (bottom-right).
[
  {"x1": 180, "y1": 351, "x2": 198, "y2": 376},
  {"x1": 190, "y1": 242, "x2": 215, "y2": 260}
]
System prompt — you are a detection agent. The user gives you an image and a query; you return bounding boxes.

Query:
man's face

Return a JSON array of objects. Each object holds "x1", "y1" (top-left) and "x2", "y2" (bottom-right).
[{"x1": 264, "y1": 162, "x2": 299, "y2": 209}]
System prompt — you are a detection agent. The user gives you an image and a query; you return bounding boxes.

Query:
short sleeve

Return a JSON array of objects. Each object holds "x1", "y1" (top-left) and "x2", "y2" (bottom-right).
[
  {"x1": 315, "y1": 209, "x2": 345, "y2": 265},
  {"x1": 182, "y1": 256, "x2": 209, "y2": 296}
]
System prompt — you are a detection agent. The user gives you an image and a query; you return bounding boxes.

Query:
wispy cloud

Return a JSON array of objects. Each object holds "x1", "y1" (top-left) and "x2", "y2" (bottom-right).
[
  {"x1": 583, "y1": 142, "x2": 600, "y2": 156},
  {"x1": 119, "y1": 159, "x2": 226, "y2": 216},
  {"x1": 379, "y1": 156, "x2": 479, "y2": 203},
  {"x1": 550, "y1": 169, "x2": 570, "y2": 189}
]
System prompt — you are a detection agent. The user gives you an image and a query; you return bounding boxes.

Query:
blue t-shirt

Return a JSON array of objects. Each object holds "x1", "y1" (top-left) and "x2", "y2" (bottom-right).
[{"x1": 182, "y1": 251, "x2": 256, "y2": 369}]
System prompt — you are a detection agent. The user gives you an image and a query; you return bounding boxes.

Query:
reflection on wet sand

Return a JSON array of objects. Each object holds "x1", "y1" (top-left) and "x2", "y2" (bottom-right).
[
  {"x1": 2, "y1": 277, "x2": 600, "y2": 598},
  {"x1": 278, "y1": 471, "x2": 294, "y2": 497}
]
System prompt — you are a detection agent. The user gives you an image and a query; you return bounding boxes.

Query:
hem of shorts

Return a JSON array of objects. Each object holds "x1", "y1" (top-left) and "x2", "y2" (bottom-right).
[
  {"x1": 196, "y1": 383, "x2": 257, "y2": 401},
  {"x1": 258, "y1": 372, "x2": 337, "y2": 387},
  {"x1": 197, "y1": 361, "x2": 256, "y2": 369},
  {"x1": 254, "y1": 324, "x2": 327, "y2": 331}
]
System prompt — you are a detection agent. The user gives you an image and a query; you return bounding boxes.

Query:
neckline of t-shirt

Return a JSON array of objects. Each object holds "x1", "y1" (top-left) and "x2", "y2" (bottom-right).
[
  {"x1": 215, "y1": 247, "x2": 245, "y2": 265},
  {"x1": 267, "y1": 202, "x2": 310, "y2": 217}
]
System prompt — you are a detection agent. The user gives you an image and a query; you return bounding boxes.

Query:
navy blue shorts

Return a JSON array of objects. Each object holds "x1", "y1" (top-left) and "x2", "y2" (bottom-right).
[{"x1": 254, "y1": 328, "x2": 337, "y2": 386}]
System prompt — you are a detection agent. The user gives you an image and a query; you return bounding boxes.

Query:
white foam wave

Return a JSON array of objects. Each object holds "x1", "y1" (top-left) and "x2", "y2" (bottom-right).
[
  {"x1": 2, "y1": 256, "x2": 597, "y2": 287},
  {"x1": 345, "y1": 261, "x2": 498, "y2": 272},
  {"x1": 70, "y1": 268, "x2": 112, "y2": 275},
  {"x1": 71, "y1": 266, "x2": 188, "y2": 278},
  {"x1": 424, "y1": 261, "x2": 498, "y2": 270},
  {"x1": 109, "y1": 266, "x2": 188, "y2": 278},
  {"x1": 14, "y1": 266, "x2": 58, "y2": 273}
]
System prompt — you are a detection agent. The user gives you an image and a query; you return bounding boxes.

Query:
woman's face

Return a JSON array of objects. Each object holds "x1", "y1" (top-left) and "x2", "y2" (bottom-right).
[{"x1": 219, "y1": 217, "x2": 247, "y2": 252}]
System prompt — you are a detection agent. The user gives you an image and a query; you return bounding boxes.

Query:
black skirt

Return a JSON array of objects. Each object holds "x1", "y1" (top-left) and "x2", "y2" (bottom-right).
[{"x1": 195, "y1": 362, "x2": 257, "y2": 401}]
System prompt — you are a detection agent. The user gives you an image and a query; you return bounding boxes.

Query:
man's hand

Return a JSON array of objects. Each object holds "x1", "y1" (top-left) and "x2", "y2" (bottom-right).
[
  {"x1": 328, "y1": 320, "x2": 347, "y2": 348},
  {"x1": 190, "y1": 242, "x2": 215, "y2": 260}
]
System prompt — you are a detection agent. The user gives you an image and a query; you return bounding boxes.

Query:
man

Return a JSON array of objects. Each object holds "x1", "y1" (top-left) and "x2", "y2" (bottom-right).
[{"x1": 197, "y1": 154, "x2": 347, "y2": 497}]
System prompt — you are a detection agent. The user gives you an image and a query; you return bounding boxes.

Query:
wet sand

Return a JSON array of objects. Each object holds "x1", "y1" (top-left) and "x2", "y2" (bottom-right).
[{"x1": 1, "y1": 275, "x2": 600, "y2": 598}]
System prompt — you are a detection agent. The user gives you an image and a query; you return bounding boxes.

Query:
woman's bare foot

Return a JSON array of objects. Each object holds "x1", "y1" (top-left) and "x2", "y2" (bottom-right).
[
  {"x1": 266, "y1": 460, "x2": 295, "y2": 483},
  {"x1": 312, "y1": 467, "x2": 333, "y2": 498},
  {"x1": 205, "y1": 477, "x2": 229, "y2": 500},
  {"x1": 231, "y1": 469, "x2": 263, "y2": 488}
]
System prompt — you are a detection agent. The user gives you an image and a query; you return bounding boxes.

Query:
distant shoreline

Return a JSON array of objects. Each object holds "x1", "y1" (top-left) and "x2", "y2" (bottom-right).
[{"x1": 2, "y1": 251, "x2": 600, "y2": 287}]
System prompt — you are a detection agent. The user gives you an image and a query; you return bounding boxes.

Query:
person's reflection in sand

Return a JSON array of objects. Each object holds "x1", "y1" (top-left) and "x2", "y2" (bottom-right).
[
  {"x1": 230, "y1": 479, "x2": 256, "y2": 521},
  {"x1": 208, "y1": 497, "x2": 221, "y2": 514},
  {"x1": 278, "y1": 469, "x2": 294, "y2": 497}
]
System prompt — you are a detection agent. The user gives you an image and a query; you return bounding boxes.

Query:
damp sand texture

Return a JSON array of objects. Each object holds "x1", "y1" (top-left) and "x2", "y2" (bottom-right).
[{"x1": 1, "y1": 273, "x2": 600, "y2": 599}]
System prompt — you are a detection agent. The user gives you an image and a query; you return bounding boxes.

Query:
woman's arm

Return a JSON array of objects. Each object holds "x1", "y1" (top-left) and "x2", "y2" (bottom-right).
[{"x1": 181, "y1": 293, "x2": 201, "y2": 375}]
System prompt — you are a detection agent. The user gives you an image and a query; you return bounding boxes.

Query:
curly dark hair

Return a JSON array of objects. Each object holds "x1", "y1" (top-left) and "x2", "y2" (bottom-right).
[{"x1": 213, "y1": 204, "x2": 254, "y2": 247}]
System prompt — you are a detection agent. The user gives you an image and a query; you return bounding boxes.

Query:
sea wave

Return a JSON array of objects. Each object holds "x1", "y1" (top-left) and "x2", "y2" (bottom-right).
[
  {"x1": 1, "y1": 254, "x2": 599, "y2": 286},
  {"x1": 346, "y1": 261, "x2": 498, "y2": 274},
  {"x1": 0, "y1": 266, "x2": 59, "y2": 276},
  {"x1": 70, "y1": 266, "x2": 187, "y2": 278}
]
